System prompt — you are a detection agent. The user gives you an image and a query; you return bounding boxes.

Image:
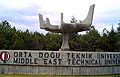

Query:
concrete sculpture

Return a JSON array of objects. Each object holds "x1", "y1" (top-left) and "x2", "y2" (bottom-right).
[{"x1": 39, "y1": 4, "x2": 95, "y2": 50}]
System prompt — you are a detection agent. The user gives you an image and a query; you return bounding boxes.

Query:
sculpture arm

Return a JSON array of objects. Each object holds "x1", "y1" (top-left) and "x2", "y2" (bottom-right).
[
  {"x1": 39, "y1": 14, "x2": 47, "y2": 29},
  {"x1": 81, "y1": 4, "x2": 95, "y2": 26},
  {"x1": 39, "y1": 14, "x2": 61, "y2": 33}
]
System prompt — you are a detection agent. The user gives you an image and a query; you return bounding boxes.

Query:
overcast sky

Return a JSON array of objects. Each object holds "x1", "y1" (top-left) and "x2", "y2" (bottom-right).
[{"x1": 0, "y1": 0, "x2": 120, "y2": 34}]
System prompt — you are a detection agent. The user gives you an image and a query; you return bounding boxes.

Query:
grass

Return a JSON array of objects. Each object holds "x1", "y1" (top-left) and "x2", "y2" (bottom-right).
[{"x1": 0, "y1": 74, "x2": 120, "y2": 77}]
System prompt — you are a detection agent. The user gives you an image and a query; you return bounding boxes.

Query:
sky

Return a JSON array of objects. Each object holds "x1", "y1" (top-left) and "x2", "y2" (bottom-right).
[{"x1": 0, "y1": 0, "x2": 120, "y2": 34}]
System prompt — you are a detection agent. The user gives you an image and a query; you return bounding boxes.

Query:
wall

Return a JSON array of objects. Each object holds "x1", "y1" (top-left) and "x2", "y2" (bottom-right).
[{"x1": 0, "y1": 50, "x2": 120, "y2": 75}]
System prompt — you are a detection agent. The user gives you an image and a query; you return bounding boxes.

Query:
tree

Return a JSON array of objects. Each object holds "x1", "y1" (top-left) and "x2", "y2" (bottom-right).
[
  {"x1": 1, "y1": 20, "x2": 120, "y2": 51},
  {"x1": 108, "y1": 26, "x2": 118, "y2": 51},
  {"x1": 32, "y1": 31, "x2": 45, "y2": 50},
  {"x1": 70, "y1": 15, "x2": 78, "y2": 38},
  {"x1": 45, "y1": 33, "x2": 62, "y2": 50},
  {"x1": 81, "y1": 27, "x2": 101, "y2": 51},
  {"x1": 69, "y1": 15, "x2": 78, "y2": 50},
  {"x1": 70, "y1": 15, "x2": 77, "y2": 23},
  {"x1": 117, "y1": 21, "x2": 120, "y2": 33},
  {"x1": 70, "y1": 26, "x2": 101, "y2": 51},
  {"x1": 116, "y1": 23, "x2": 120, "y2": 51}
]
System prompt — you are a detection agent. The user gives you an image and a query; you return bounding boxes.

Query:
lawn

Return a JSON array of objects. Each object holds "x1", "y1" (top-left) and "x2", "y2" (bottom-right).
[{"x1": 0, "y1": 74, "x2": 119, "y2": 77}]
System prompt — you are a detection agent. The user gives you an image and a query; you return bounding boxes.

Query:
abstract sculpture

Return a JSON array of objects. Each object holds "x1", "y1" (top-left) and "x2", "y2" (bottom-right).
[{"x1": 39, "y1": 4, "x2": 95, "y2": 51}]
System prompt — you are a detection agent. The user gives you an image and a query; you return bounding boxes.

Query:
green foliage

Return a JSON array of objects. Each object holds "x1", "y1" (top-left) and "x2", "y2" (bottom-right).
[
  {"x1": 70, "y1": 27, "x2": 101, "y2": 51},
  {"x1": 45, "y1": 33, "x2": 62, "y2": 50},
  {"x1": 0, "y1": 20, "x2": 120, "y2": 51},
  {"x1": 0, "y1": 21, "x2": 45, "y2": 50}
]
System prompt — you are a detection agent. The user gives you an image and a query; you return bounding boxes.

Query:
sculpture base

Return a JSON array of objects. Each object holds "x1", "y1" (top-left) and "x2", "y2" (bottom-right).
[
  {"x1": 0, "y1": 50, "x2": 120, "y2": 75},
  {"x1": 59, "y1": 48, "x2": 69, "y2": 51},
  {"x1": 60, "y1": 33, "x2": 70, "y2": 51}
]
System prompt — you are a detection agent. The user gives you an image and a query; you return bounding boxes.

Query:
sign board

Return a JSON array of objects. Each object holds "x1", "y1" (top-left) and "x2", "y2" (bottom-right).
[
  {"x1": 0, "y1": 50, "x2": 120, "y2": 75},
  {"x1": 0, "y1": 50, "x2": 120, "y2": 66}
]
